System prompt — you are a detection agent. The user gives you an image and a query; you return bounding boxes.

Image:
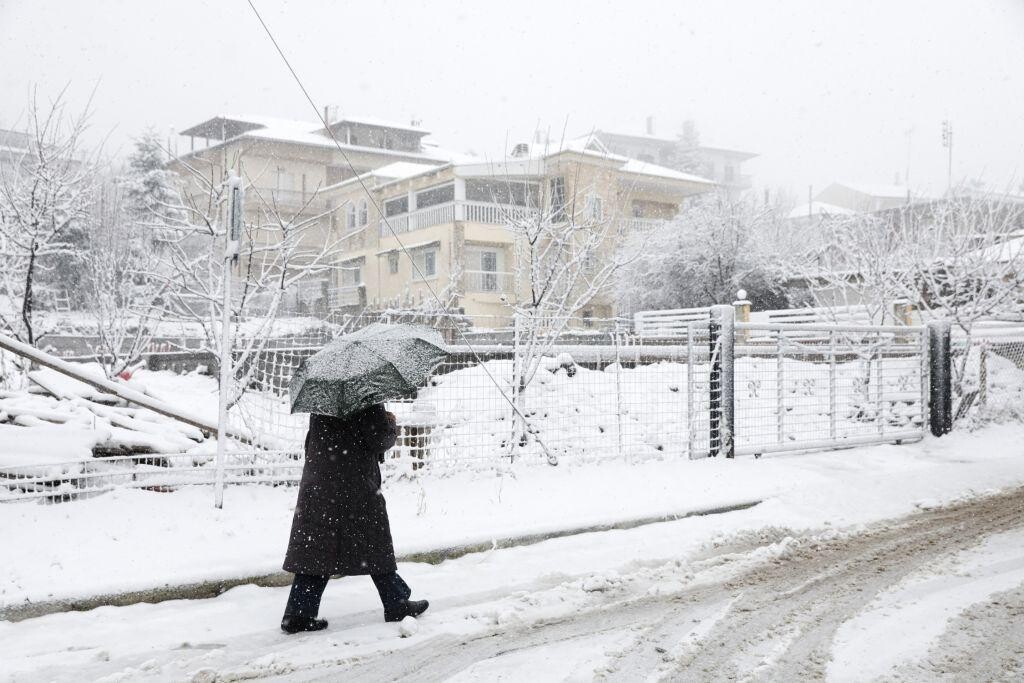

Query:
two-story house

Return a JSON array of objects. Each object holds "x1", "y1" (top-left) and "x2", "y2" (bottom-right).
[
  {"x1": 322, "y1": 138, "x2": 716, "y2": 324},
  {"x1": 169, "y1": 113, "x2": 467, "y2": 309}
]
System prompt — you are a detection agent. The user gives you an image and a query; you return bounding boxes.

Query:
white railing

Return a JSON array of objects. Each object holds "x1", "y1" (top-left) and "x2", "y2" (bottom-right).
[
  {"x1": 464, "y1": 270, "x2": 514, "y2": 293},
  {"x1": 380, "y1": 203, "x2": 455, "y2": 236},
  {"x1": 461, "y1": 201, "x2": 539, "y2": 225},
  {"x1": 749, "y1": 305, "x2": 874, "y2": 326},
  {"x1": 621, "y1": 217, "x2": 668, "y2": 232},
  {"x1": 634, "y1": 307, "x2": 711, "y2": 336},
  {"x1": 379, "y1": 201, "x2": 541, "y2": 237}
]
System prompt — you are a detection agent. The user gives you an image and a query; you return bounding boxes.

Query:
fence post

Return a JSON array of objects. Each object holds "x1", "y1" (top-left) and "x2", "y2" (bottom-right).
[
  {"x1": 733, "y1": 289, "x2": 751, "y2": 344},
  {"x1": 927, "y1": 320, "x2": 952, "y2": 437},
  {"x1": 709, "y1": 305, "x2": 735, "y2": 458}
]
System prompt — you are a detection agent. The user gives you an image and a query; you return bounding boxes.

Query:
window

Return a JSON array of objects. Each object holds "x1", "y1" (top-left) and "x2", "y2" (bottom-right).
[
  {"x1": 384, "y1": 195, "x2": 409, "y2": 217},
  {"x1": 549, "y1": 177, "x2": 566, "y2": 220},
  {"x1": 340, "y1": 261, "x2": 362, "y2": 286},
  {"x1": 346, "y1": 203, "x2": 357, "y2": 231},
  {"x1": 480, "y1": 250, "x2": 498, "y2": 291},
  {"x1": 388, "y1": 251, "x2": 399, "y2": 274},
  {"x1": 465, "y1": 179, "x2": 539, "y2": 207},
  {"x1": 585, "y1": 194, "x2": 604, "y2": 221},
  {"x1": 415, "y1": 183, "x2": 454, "y2": 209},
  {"x1": 414, "y1": 248, "x2": 438, "y2": 279},
  {"x1": 632, "y1": 201, "x2": 644, "y2": 218},
  {"x1": 358, "y1": 199, "x2": 368, "y2": 226},
  {"x1": 275, "y1": 167, "x2": 295, "y2": 190},
  {"x1": 480, "y1": 250, "x2": 497, "y2": 272},
  {"x1": 582, "y1": 310, "x2": 594, "y2": 328}
]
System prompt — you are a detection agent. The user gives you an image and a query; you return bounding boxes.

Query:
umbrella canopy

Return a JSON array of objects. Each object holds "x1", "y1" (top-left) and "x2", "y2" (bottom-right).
[{"x1": 289, "y1": 323, "x2": 447, "y2": 418}]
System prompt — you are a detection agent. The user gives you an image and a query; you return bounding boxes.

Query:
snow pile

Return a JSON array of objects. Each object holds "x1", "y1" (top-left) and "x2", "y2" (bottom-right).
[
  {"x1": 402, "y1": 352, "x2": 924, "y2": 469},
  {"x1": 3, "y1": 424, "x2": 1024, "y2": 611}
]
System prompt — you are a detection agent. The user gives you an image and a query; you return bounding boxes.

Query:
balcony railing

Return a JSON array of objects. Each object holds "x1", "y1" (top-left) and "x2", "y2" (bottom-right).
[
  {"x1": 380, "y1": 201, "x2": 540, "y2": 237},
  {"x1": 376, "y1": 200, "x2": 669, "y2": 237},
  {"x1": 462, "y1": 201, "x2": 537, "y2": 225},
  {"x1": 622, "y1": 217, "x2": 669, "y2": 232},
  {"x1": 464, "y1": 270, "x2": 514, "y2": 293}
]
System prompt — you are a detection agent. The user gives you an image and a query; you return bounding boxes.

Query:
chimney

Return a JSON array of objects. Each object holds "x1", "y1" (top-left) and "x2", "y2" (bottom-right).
[
  {"x1": 323, "y1": 105, "x2": 330, "y2": 125},
  {"x1": 646, "y1": 115, "x2": 655, "y2": 136},
  {"x1": 511, "y1": 142, "x2": 530, "y2": 158}
]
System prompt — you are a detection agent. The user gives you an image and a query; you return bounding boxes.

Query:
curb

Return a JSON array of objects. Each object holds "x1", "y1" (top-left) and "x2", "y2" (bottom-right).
[{"x1": 1, "y1": 499, "x2": 761, "y2": 623}]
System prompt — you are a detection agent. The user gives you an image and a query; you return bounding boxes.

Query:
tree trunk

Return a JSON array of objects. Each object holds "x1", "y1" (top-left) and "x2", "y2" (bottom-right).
[{"x1": 21, "y1": 242, "x2": 37, "y2": 346}]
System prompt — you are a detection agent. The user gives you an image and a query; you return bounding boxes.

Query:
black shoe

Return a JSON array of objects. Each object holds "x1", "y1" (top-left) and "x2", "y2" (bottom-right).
[
  {"x1": 384, "y1": 599, "x2": 429, "y2": 623},
  {"x1": 281, "y1": 615, "x2": 328, "y2": 634}
]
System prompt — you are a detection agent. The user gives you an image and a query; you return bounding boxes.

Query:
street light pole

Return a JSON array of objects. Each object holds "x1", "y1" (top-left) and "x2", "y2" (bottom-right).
[
  {"x1": 214, "y1": 171, "x2": 244, "y2": 509},
  {"x1": 942, "y1": 120, "x2": 953, "y2": 193}
]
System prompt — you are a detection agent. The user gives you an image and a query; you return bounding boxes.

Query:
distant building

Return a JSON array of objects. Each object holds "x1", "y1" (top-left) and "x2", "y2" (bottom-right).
[
  {"x1": 0, "y1": 128, "x2": 32, "y2": 166},
  {"x1": 589, "y1": 122, "x2": 756, "y2": 198},
  {"x1": 811, "y1": 182, "x2": 918, "y2": 213}
]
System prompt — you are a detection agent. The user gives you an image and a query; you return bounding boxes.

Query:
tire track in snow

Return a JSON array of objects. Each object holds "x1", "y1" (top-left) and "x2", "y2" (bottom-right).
[{"x1": 284, "y1": 488, "x2": 1024, "y2": 682}]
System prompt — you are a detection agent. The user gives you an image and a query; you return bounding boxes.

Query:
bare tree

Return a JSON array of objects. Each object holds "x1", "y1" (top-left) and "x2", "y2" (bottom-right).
[
  {"x1": 805, "y1": 191, "x2": 1024, "y2": 388},
  {"x1": 0, "y1": 88, "x2": 100, "y2": 346},
  {"x1": 155, "y1": 153, "x2": 345, "y2": 408},
  {"x1": 81, "y1": 181, "x2": 168, "y2": 377},
  {"x1": 617, "y1": 195, "x2": 800, "y2": 315},
  {"x1": 501, "y1": 173, "x2": 637, "y2": 456}
]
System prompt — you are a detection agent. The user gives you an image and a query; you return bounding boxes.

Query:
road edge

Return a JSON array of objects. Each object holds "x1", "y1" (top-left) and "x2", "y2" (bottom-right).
[{"x1": 1, "y1": 499, "x2": 761, "y2": 623}]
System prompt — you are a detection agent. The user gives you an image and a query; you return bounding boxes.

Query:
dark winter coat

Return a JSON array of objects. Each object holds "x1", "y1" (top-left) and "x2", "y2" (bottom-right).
[{"x1": 283, "y1": 404, "x2": 399, "y2": 576}]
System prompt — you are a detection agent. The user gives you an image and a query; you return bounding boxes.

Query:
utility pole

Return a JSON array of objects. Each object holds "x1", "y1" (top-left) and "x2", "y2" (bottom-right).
[
  {"x1": 214, "y1": 171, "x2": 244, "y2": 509},
  {"x1": 942, "y1": 120, "x2": 953, "y2": 193}
]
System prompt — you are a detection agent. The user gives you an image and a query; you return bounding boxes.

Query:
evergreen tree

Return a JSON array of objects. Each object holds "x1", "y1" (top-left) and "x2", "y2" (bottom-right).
[
  {"x1": 676, "y1": 119, "x2": 705, "y2": 175},
  {"x1": 122, "y1": 129, "x2": 183, "y2": 223}
]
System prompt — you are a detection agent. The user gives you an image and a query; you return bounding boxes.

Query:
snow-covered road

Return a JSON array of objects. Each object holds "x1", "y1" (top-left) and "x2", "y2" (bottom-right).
[{"x1": 4, "y1": 486, "x2": 1024, "y2": 682}]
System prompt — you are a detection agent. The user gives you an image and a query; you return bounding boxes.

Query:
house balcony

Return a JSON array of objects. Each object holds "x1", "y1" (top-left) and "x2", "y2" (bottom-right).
[
  {"x1": 377, "y1": 200, "x2": 671, "y2": 237},
  {"x1": 379, "y1": 201, "x2": 540, "y2": 237},
  {"x1": 464, "y1": 270, "x2": 514, "y2": 294}
]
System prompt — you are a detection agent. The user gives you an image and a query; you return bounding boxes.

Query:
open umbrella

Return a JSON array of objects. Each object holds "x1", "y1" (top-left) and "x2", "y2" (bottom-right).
[{"x1": 289, "y1": 323, "x2": 447, "y2": 418}]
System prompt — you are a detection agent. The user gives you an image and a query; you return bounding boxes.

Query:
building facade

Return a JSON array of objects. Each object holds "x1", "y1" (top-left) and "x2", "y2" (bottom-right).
[{"x1": 321, "y1": 140, "x2": 715, "y2": 323}]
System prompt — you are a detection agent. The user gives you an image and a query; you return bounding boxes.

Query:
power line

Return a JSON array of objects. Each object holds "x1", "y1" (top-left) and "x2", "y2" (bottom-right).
[{"x1": 244, "y1": 0, "x2": 555, "y2": 462}]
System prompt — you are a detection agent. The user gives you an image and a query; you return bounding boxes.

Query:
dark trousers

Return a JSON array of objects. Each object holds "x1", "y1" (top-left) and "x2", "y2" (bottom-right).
[{"x1": 284, "y1": 572, "x2": 411, "y2": 618}]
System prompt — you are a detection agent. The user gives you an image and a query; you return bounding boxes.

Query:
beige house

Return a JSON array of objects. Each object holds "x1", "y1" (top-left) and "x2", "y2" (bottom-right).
[
  {"x1": 168, "y1": 114, "x2": 464, "y2": 310},
  {"x1": 322, "y1": 138, "x2": 716, "y2": 324}
]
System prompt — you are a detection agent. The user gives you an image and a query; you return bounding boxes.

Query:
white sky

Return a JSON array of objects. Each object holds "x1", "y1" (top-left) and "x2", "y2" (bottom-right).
[{"x1": 2, "y1": 0, "x2": 1023, "y2": 200}]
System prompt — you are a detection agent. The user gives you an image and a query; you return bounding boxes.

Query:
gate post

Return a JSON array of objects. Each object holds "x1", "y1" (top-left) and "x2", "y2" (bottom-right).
[
  {"x1": 927, "y1": 320, "x2": 952, "y2": 437},
  {"x1": 709, "y1": 305, "x2": 736, "y2": 457}
]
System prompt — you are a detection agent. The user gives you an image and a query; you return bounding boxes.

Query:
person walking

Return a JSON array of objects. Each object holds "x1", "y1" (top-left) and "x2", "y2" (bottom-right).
[{"x1": 280, "y1": 403, "x2": 429, "y2": 634}]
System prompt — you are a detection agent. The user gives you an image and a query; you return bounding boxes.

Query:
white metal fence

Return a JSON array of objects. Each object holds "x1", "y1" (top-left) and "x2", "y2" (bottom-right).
[{"x1": 0, "y1": 310, "x2": 940, "y2": 504}]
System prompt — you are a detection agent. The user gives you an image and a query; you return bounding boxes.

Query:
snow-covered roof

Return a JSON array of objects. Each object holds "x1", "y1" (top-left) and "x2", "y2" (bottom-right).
[
  {"x1": 787, "y1": 201, "x2": 856, "y2": 220},
  {"x1": 834, "y1": 182, "x2": 916, "y2": 200},
  {"x1": 323, "y1": 162, "x2": 442, "y2": 193},
  {"x1": 178, "y1": 113, "x2": 463, "y2": 164},
  {"x1": 559, "y1": 134, "x2": 716, "y2": 185},
  {"x1": 619, "y1": 158, "x2": 716, "y2": 185},
  {"x1": 968, "y1": 233, "x2": 1024, "y2": 264},
  {"x1": 329, "y1": 115, "x2": 428, "y2": 134}
]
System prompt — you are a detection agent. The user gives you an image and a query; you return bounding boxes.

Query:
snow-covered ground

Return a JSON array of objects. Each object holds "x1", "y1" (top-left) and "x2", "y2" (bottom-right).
[{"x1": 2, "y1": 425, "x2": 1024, "y2": 680}]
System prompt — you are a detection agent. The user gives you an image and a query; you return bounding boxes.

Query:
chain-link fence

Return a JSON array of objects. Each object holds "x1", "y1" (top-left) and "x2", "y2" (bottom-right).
[{"x1": 953, "y1": 324, "x2": 1024, "y2": 426}]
